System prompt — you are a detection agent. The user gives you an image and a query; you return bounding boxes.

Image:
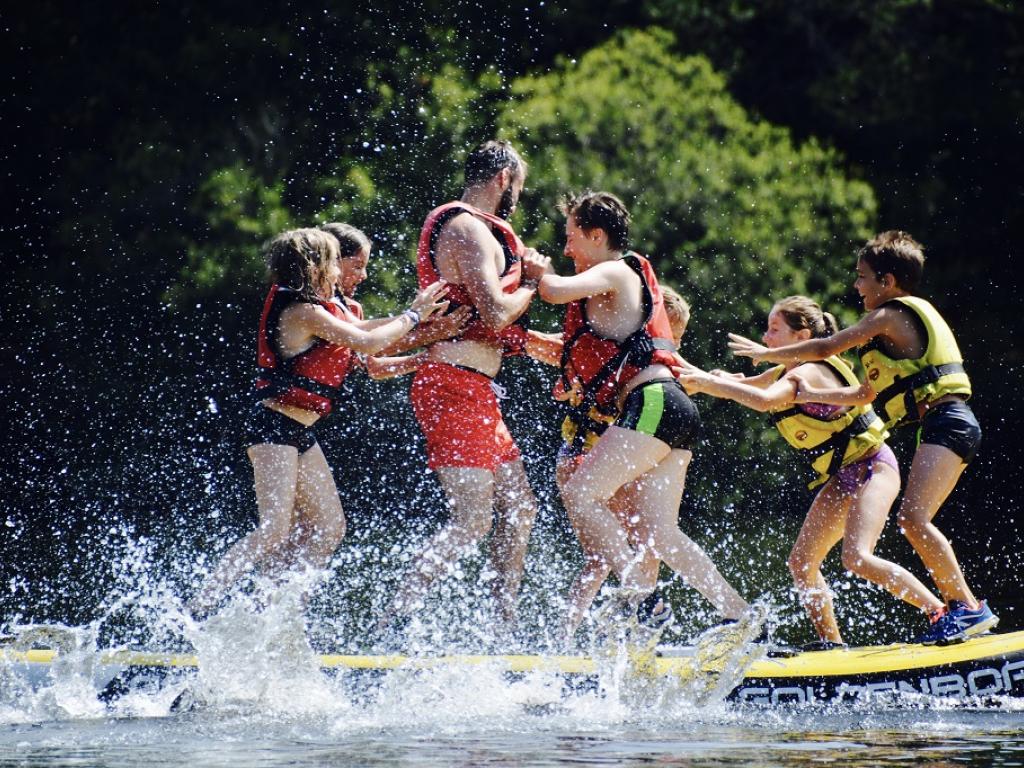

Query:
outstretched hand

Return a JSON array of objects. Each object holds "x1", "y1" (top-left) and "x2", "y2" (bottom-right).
[
  {"x1": 727, "y1": 333, "x2": 770, "y2": 364},
  {"x1": 410, "y1": 281, "x2": 450, "y2": 321},
  {"x1": 672, "y1": 358, "x2": 712, "y2": 395},
  {"x1": 709, "y1": 369, "x2": 745, "y2": 380}
]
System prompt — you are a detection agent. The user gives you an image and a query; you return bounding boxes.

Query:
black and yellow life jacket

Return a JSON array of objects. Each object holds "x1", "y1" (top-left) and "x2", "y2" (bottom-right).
[
  {"x1": 560, "y1": 407, "x2": 616, "y2": 455},
  {"x1": 859, "y1": 296, "x2": 972, "y2": 429},
  {"x1": 768, "y1": 357, "x2": 888, "y2": 489}
]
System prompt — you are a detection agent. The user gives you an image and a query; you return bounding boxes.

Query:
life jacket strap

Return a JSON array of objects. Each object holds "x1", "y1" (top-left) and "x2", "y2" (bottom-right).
[
  {"x1": 875, "y1": 362, "x2": 966, "y2": 425},
  {"x1": 799, "y1": 409, "x2": 879, "y2": 479},
  {"x1": 427, "y1": 205, "x2": 527, "y2": 348},
  {"x1": 769, "y1": 406, "x2": 802, "y2": 424},
  {"x1": 254, "y1": 366, "x2": 341, "y2": 405}
]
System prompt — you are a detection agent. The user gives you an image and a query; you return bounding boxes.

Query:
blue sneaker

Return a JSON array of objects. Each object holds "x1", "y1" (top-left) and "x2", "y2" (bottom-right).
[{"x1": 916, "y1": 600, "x2": 999, "y2": 644}]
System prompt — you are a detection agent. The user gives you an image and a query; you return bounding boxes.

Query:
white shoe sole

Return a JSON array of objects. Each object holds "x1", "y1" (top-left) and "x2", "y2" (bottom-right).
[{"x1": 961, "y1": 614, "x2": 999, "y2": 638}]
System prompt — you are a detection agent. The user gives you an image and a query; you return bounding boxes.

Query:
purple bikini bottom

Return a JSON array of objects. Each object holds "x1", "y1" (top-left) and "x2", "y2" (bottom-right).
[{"x1": 833, "y1": 443, "x2": 900, "y2": 495}]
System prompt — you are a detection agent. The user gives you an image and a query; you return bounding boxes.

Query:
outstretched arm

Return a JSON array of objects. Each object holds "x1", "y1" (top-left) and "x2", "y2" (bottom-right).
[
  {"x1": 728, "y1": 309, "x2": 891, "y2": 365},
  {"x1": 708, "y1": 367, "x2": 784, "y2": 389},
  {"x1": 791, "y1": 371, "x2": 877, "y2": 407},
  {"x1": 674, "y1": 359, "x2": 797, "y2": 412},
  {"x1": 538, "y1": 260, "x2": 621, "y2": 305},
  {"x1": 377, "y1": 305, "x2": 472, "y2": 355},
  {"x1": 300, "y1": 282, "x2": 449, "y2": 355}
]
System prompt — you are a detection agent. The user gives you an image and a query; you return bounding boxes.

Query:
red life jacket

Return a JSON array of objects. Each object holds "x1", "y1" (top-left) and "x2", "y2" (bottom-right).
[
  {"x1": 338, "y1": 294, "x2": 364, "y2": 321},
  {"x1": 417, "y1": 201, "x2": 529, "y2": 355},
  {"x1": 554, "y1": 253, "x2": 681, "y2": 414},
  {"x1": 254, "y1": 285, "x2": 357, "y2": 415}
]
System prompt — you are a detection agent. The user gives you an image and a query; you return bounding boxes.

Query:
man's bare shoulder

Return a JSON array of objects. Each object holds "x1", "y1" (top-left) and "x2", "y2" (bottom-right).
[{"x1": 436, "y1": 211, "x2": 491, "y2": 251}]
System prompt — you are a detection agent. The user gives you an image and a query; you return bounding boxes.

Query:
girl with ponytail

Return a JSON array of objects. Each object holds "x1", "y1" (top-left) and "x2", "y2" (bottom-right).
[{"x1": 676, "y1": 296, "x2": 945, "y2": 648}]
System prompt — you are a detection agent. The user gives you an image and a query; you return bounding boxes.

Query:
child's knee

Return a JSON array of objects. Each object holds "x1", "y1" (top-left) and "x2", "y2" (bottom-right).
[
  {"x1": 840, "y1": 546, "x2": 870, "y2": 575},
  {"x1": 896, "y1": 510, "x2": 927, "y2": 539},
  {"x1": 787, "y1": 552, "x2": 817, "y2": 583}
]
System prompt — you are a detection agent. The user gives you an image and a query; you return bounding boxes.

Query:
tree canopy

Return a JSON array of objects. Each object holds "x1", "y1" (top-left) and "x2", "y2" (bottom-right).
[{"x1": 501, "y1": 28, "x2": 876, "y2": 345}]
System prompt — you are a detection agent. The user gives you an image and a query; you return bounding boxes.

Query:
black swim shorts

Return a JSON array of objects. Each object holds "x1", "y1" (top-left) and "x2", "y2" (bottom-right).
[
  {"x1": 615, "y1": 378, "x2": 701, "y2": 451},
  {"x1": 918, "y1": 399, "x2": 981, "y2": 464},
  {"x1": 246, "y1": 404, "x2": 318, "y2": 454}
]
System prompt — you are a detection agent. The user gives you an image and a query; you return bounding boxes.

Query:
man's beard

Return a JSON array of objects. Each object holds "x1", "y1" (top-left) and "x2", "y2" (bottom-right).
[{"x1": 496, "y1": 183, "x2": 517, "y2": 220}]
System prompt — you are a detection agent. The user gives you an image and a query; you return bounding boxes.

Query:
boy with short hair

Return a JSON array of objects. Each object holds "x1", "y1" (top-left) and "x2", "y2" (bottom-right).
[{"x1": 728, "y1": 230, "x2": 996, "y2": 642}]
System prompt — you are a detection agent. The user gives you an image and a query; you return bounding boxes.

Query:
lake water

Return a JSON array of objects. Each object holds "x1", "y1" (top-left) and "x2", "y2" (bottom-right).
[{"x1": 3, "y1": 691, "x2": 1023, "y2": 766}]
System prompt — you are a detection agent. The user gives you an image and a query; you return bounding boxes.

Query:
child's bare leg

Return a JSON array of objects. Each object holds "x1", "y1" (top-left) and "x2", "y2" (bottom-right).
[
  {"x1": 560, "y1": 464, "x2": 640, "y2": 638},
  {"x1": 489, "y1": 458, "x2": 539, "y2": 624},
  {"x1": 841, "y1": 463, "x2": 944, "y2": 613},
  {"x1": 559, "y1": 426, "x2": 665, "y2": 588},
  {"x1": 564, "y1": 553, "x2": 612, "y2": 638},
  {"x1": 191, "y1": 444, "x2": 299, "y2": 613},
  {"x1": 631, "y1": 449, "x2": 748, "y2": 619},
  {"x1": 788, "y1": 483, "x2": 847, "y2": 643},
  {"x1": 624, "y1": 506, "x2": 663, "y2": 595},
  {"x1": 896, "y1": 444, "x2": 977, "y2": 606},
  {"x1": 290, "y1": 443, "x2": 346, "y2": 571}
]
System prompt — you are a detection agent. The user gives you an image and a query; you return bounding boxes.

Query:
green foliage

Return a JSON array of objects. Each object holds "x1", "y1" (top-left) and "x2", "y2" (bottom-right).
[
  {"x1": 497, "y1": 27, "x2": 878, "y2": 483},
  {"x1": 502, "y1": 28, "x2": 876, "y2": 355},
  {"x1": 168, "y1": 165, "x2": 292, "y2": 305}
]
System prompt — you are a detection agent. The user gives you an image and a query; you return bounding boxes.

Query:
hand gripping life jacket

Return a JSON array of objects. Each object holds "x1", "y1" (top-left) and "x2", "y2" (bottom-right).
[
  {"x1": 254, "y1": 285, "x2": 358, "y2": 415},
  {"x1": 767, "y1": 358, "x2": 889, "y2": 489},
  {"x1": 417, "y1": 201, "x2": 529, "y2": 356},
  {"x1": 859, "y1": 296, "x2": 972, "y2": 429},
  {"x1": 554, "y1": 253, "x2": 681, "y2": 418}
]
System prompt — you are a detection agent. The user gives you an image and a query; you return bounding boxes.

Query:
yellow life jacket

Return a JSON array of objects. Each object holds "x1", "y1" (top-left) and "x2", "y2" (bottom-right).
[
  {"x1": 859, "y1": 296, "x2": 972, "y2": 429},
  {"x1": 561, "y1": 406, "x2": 615, "y2": 455},
  {"x1": 768, "y1": 358, "x2": 889, "y2": 490}
]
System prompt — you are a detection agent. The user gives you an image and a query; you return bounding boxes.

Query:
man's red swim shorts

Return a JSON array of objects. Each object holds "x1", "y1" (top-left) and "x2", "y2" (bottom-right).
[{"x1": 410, "y1": 360, "x2": 521, "y2": 471}]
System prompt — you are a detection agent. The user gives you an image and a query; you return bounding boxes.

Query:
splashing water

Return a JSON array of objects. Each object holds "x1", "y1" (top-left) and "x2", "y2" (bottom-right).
[{"x1": 3, "y1": 579, "x2": 1024, "y2": 766}]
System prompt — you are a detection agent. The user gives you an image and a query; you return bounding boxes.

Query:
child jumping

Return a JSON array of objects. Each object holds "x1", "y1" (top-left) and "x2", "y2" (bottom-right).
[
  {"x1": 727, "y1": 232, "x2": 996, "y2": 643},
  {"x1": 678, "y1": 296, "x2": 946, "y2": 647},
  {"x1": 537, "y1": 191, "x2": 751, "y2": 637}
]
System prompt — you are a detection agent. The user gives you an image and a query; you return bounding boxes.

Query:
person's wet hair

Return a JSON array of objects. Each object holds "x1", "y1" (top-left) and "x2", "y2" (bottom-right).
[
  {"x1": 859, "y1": 230, "x2": 925, "y2": 292},
  {"x1": 662, "y1": 285, "x2": 690, "y2": 335},
  {"x1": 320, "y1": 222, "x2": 371, "y2": 258},
  {"x1": 265, "y1": 228, "x2": 339, "y2": 299},
  {"x1": 464, "y1": 140, "x2": 526, "y2": 187},
  {"x1": 559, "y1": 191, "x2": 631, "y2": 252},
  {"x1": 774, "y1": 295, "x2": 839, "y2": 338}
]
